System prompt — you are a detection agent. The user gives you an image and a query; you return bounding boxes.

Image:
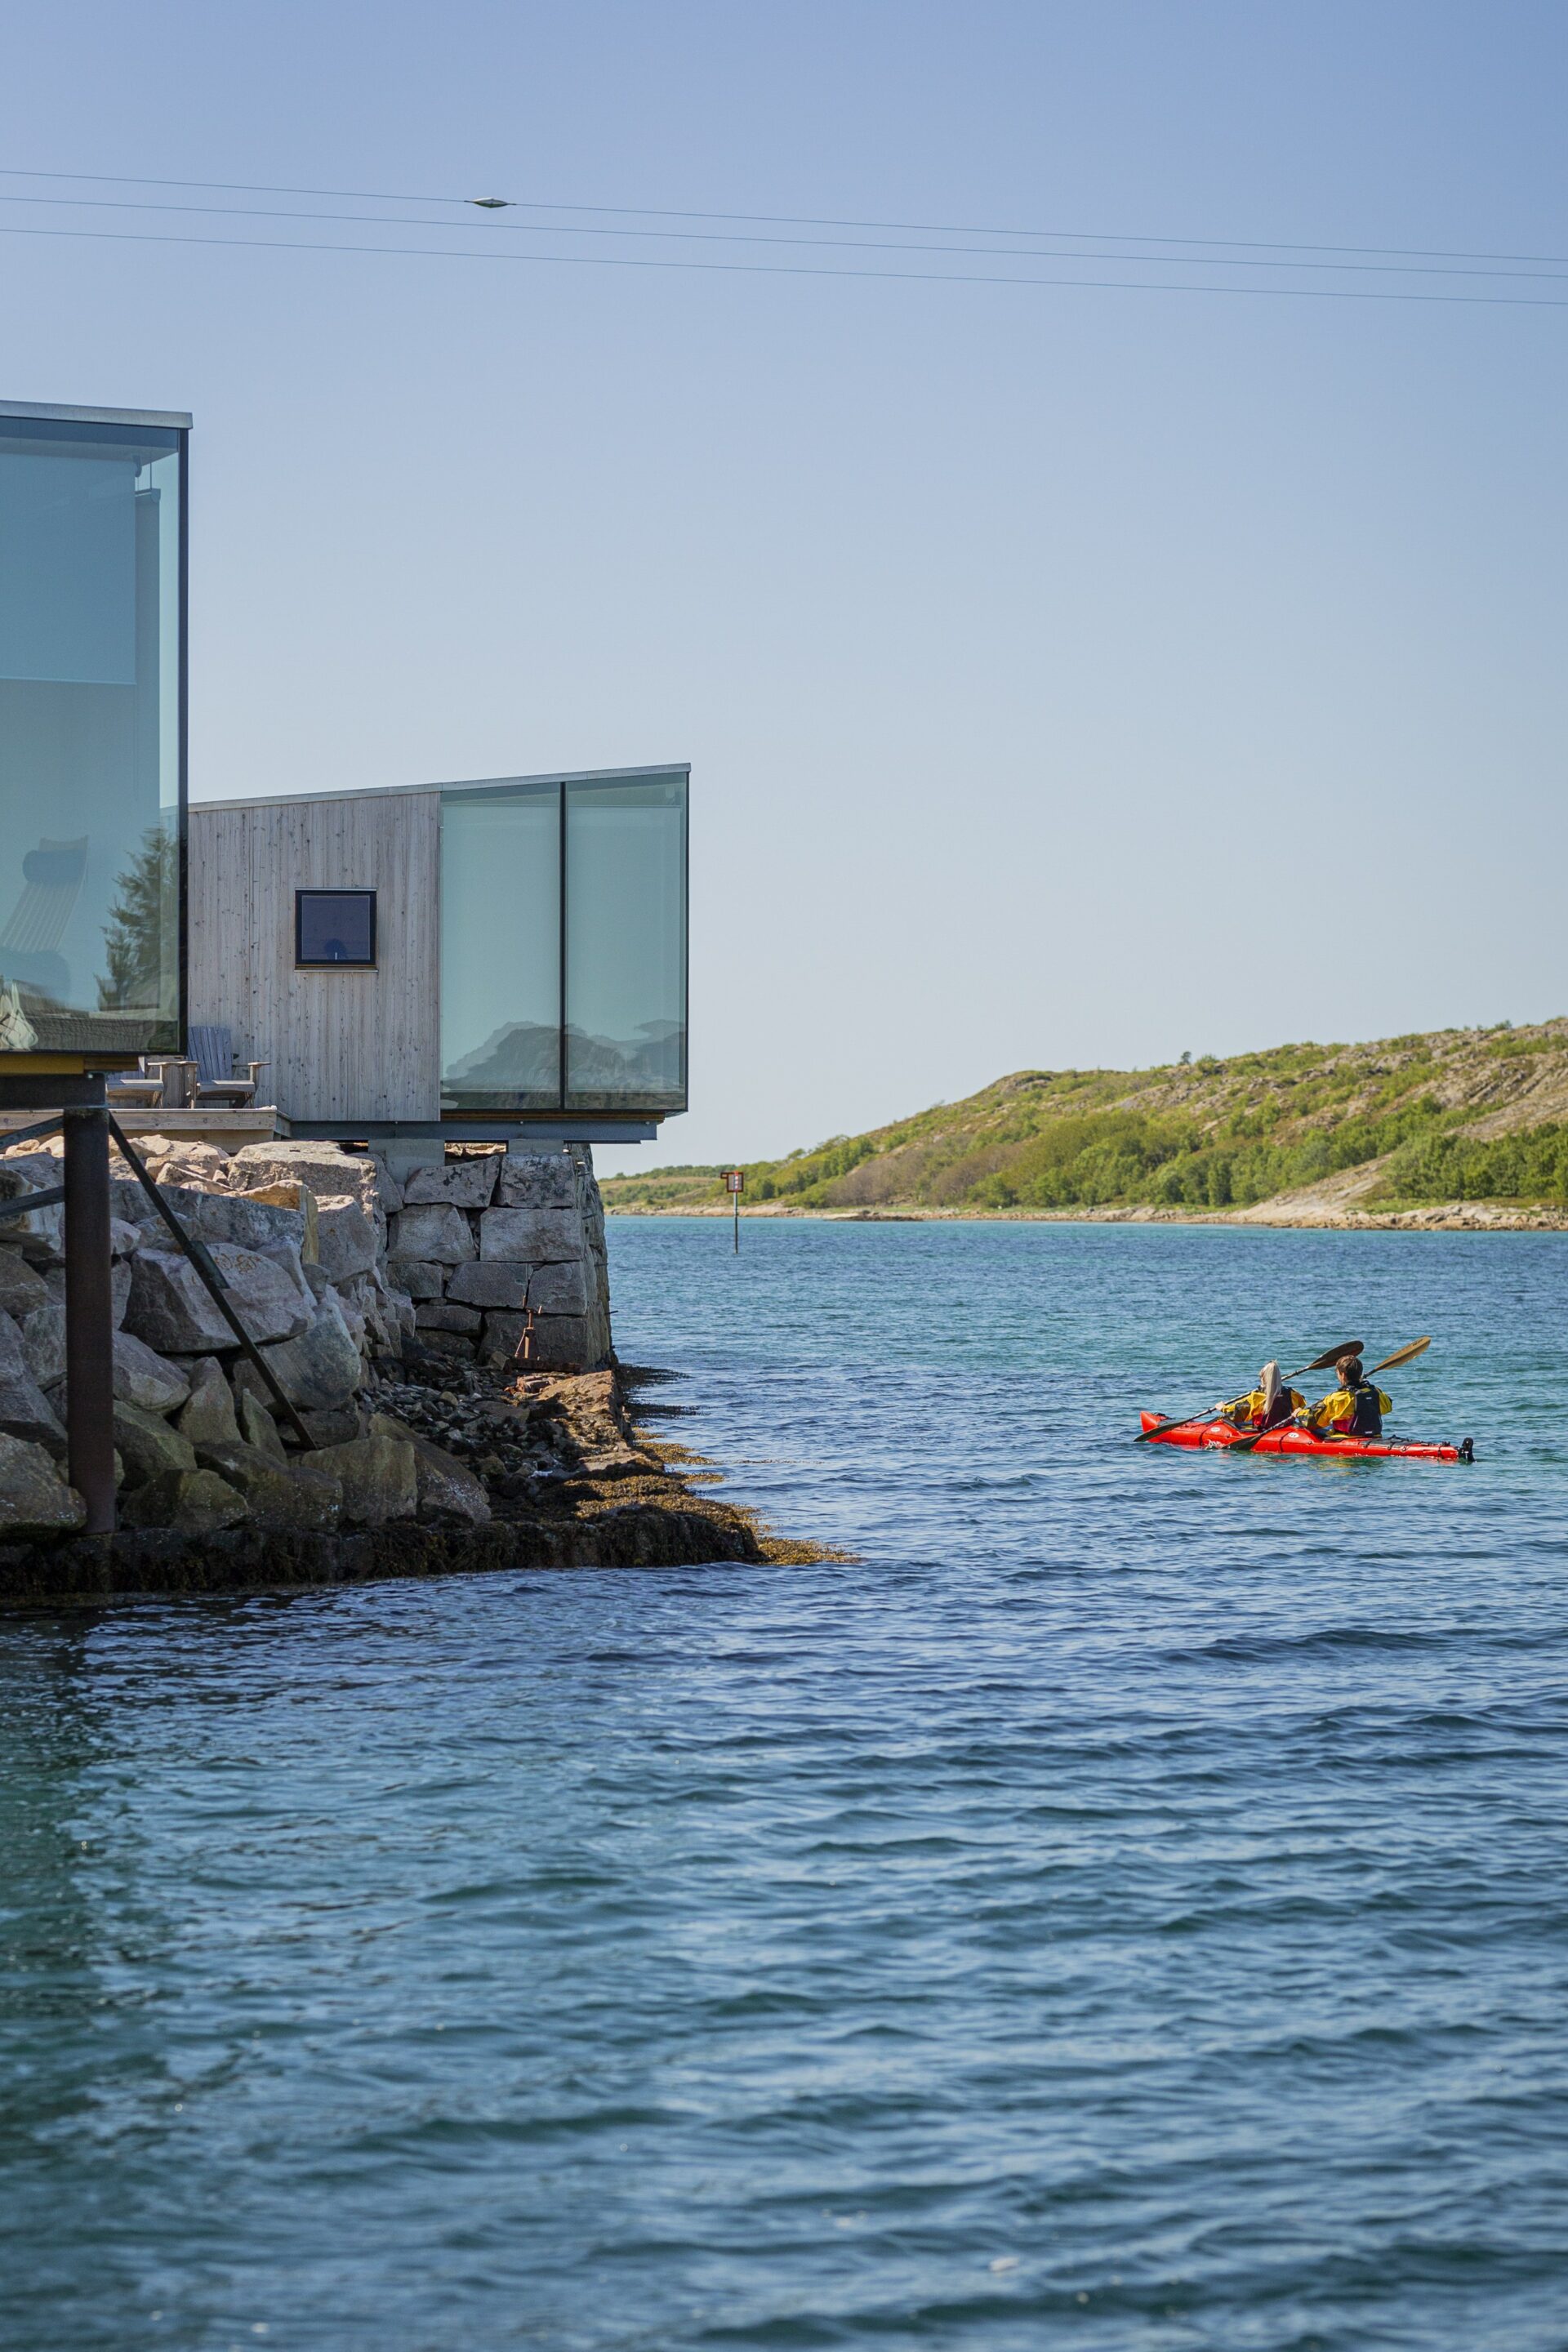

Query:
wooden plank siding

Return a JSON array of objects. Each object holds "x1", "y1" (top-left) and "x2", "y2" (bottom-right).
[{"x1": 189, "y1": 791, "x2": 441, "y2": 1123}]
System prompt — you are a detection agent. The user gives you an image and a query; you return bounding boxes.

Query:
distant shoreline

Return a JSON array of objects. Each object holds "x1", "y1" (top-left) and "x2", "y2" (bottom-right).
[{"x1": 606, "y1": 1201, "x2": 1568, "y2": 1234}]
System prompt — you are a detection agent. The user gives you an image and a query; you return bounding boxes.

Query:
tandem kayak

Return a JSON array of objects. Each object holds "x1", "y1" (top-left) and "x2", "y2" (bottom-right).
[{"x1": 1139, "y1": 1411, "x2": 1472, "y2": 1463}]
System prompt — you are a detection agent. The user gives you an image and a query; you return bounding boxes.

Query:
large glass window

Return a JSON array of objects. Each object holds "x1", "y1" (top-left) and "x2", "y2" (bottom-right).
[
  {"x1": 440, "y1": 781, "x2": 561, "y2": 1108},
  {"x1": 0, "y1": 410, "x2": 185, "y2": 1057},
  {"x1": 564, "y1": 772, "x2": 687, "y2": 1110}
]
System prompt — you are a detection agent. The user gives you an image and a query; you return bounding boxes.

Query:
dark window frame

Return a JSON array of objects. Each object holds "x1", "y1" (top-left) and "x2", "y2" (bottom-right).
[{"x1": 295, "y1": 888, "x2": 377, "y2": 968}]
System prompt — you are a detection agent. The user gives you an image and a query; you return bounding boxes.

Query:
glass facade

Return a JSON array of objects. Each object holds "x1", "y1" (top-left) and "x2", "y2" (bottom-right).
[
  {"x1": 439, "y1": 768, "x2": 687, "y2": 1116},
  {"x1": 0, "y1": 408, "x2": 185, "y2": 1058},
  {"x1": 440, "y1": 780, "x2": 563, "y2": 1109},
  {"x1": 564, "y1": 772, "x2": 687, "y2": 1110}
]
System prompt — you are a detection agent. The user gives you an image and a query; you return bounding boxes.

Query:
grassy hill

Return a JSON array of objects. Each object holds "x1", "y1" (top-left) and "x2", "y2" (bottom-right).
[{"x1": 602, "y1": 1020, "x2": 1568, "y2": 1219}]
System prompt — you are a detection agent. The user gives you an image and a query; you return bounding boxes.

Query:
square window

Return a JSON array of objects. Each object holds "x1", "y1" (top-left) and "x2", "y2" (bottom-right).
[{"x1": 296, "y1": 889, "x2": 376, "y2": 965}]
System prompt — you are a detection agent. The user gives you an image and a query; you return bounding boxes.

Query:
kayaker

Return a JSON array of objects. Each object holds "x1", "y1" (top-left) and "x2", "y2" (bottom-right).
[
  {"x1": 1303, "y1": 1354, "x2": 1392, "y2": 1438},
  {"x1": 1218, "y1": 1361, "x2": 1306, "y2": 1432}
]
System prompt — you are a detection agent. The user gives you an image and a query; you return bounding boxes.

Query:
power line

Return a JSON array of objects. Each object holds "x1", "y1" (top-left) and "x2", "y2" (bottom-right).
[
  {"x1": 2, "y1": 187, "x2": 1566, "y2": 285},
  {"x1": 1, "y1": 163, "x2": 1566, "y2": 273},
  {"x1": 4, "y1": 215, "x2": 1568, "y2": 307}
]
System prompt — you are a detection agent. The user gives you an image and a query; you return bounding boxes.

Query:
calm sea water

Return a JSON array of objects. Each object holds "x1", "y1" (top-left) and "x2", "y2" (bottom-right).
[{"x1": 3, "y1": 1216, "x2": 1567, "y2": 2351}]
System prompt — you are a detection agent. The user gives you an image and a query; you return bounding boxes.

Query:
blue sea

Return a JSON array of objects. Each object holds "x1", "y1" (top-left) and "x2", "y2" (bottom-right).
[{"x1": 3, "y1": 1216, "x2": 1567, "y2": 2350}]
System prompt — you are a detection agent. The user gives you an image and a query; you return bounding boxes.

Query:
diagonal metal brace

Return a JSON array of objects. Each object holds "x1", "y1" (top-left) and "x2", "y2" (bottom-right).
[
  {"x1": 0, "y1": 1186, "x2": 67, "y2": 1222},
  {"x1": 105, "y1": 1113, "x2": 317, "y2": 1450}
]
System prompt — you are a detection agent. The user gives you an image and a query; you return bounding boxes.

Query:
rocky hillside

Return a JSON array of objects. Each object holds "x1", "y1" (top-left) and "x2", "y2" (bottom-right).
[{"x1": 605, "y1": 1019, "x2": 1568, "y2": 1221}]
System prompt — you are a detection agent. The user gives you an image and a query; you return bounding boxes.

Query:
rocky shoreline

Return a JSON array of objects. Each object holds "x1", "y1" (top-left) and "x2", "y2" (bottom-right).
[
  {"x1": 0, "y1": 1130, "x2": 834, "y2": 1602},
  {"x1": 0, "y1": 1356, "x2": 834, "y2": 1608},
  {"x1": 608, "y1": 1200, "x2": 1568, "y2": 1234}
]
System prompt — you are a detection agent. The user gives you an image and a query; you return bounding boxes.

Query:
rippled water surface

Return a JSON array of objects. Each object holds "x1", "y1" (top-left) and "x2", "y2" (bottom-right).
[{"x1": 4, "y1": 1217, "x2": 1568, "y2": 2350}]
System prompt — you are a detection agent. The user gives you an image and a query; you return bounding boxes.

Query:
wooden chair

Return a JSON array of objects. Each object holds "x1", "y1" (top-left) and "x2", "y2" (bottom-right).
[
  {"x1": 106, "y1": 1058, "x2": 170, "y2": 1109},
  {"x1": 188, "y1": 1024, "x2": 268, "y2": 1106}
]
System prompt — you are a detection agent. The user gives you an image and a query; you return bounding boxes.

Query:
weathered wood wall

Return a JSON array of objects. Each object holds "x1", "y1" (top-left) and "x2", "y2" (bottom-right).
[{"x1": 189, "y1": 790, "x2": 440, "y2": 1122}]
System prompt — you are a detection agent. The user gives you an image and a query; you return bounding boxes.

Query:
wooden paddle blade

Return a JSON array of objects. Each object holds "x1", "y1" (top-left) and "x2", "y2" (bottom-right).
[
  {"x1": 1286, "y1": 1340, "x2": 1365, "y2": 1377},
  {"x1": 1370, "y1": 1335, "x2": 1431, "y2": 1374}
]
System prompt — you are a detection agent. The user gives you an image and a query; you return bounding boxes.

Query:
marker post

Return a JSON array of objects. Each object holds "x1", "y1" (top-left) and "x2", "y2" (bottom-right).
[{"x1": 724, "y1": 1167, "x2": 744, "y2": 1253}]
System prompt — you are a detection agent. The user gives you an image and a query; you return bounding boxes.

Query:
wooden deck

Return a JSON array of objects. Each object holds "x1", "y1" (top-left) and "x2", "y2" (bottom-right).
[{"x1": 0, "y1": 1106, "x2": 287, "y2": 1155}]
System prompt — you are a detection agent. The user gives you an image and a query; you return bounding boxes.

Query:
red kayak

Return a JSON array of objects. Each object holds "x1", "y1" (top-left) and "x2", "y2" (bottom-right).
[{"x1": 1139, "y1": 1410, "x2": 1472, "y2": 1463}]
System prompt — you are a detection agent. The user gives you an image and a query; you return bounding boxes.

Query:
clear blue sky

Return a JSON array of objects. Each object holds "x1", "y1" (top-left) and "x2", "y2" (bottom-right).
[{"x1": 4, "y1": 3, "x2": 1566, "y2": 1167}]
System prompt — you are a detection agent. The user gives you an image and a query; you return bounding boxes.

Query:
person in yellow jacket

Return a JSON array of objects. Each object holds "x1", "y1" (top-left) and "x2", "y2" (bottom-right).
[
  {"x1": 1303, "y1": 1354, "x2": 1392, "y2": 1438},
  {"x1": 1218, "y1": 1361, "x2": 1307, "y2": 1432}
]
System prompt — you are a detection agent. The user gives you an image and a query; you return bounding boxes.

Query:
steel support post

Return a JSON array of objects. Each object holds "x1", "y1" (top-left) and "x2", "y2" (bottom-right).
[{"x1": 62, "y1": 1100, "x2": 116, "y2": 1534}]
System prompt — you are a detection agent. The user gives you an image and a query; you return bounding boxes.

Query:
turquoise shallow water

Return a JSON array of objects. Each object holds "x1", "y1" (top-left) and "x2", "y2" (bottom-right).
[{"x1": 3, "y1": 1216, "x2": 1568, "y2": 2350}]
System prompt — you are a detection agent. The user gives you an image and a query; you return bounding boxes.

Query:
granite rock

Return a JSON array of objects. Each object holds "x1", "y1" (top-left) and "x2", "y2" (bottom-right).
[
  {"x1": 0, "y1": 1432, "x2": 84, "y2": 1534},
  {"x1": 0, "y1": 1250, "x2": 48, "y2": 1321},
  {"x1": 314, "y1": 1195, "x2": 378, "y2": 1283},
  {"x1": 415, "y1": 1301, "x2": 483, "y2": 1334},
  {"x1": 176, "y1": 1356, "x2": 241, "y2": 1447},
  {"x1": 193, "y1": 1440, "x2": 342, "y2": 1530},
  {"x1": 309, "y1": 1423, "x2": 417, "y2": 1526},
  {"x1": 386, "y1": 1258, "x2": 446, "y2": 1300},
  {"x1": 256, "y1": 1293, "x2": 362, "y2": 1410},
  {"x1": 113, "y1": 1398, "x2": 198, "y2": 1484},
  {"x1": 402, "y1": 1153, "x2": 500, "y2": 1209},
  {"x1": 238, "y1": 1388, "x2": 287, "y2": 1461},
  {"x1": 125, "y1": 1244, "x2": 314, "y2": 1354},
  {"x1": 20, "y1": 1303, "x2": 65, "y2": 1389},
  {"x1": 528, "y1": 1260, "x2": 590, "y2": 1316},
  {"x1": 121, "y1": 1467, "x2": 249, "y2": 1533},
  {"x1": 479, "y1": 1206, "x2": 581, "y2": 1263},
  {"x1": 446, "y1": 1259, "x2": 532, "y2": 1310},
  {"x1": 408, "y1": 1432, "x2": 492, "y2": 1524},
  {"x1": 0, "y1": 1310, "x2": 66, "y2": 1452},
  {"x1": 496, "y1": 1153, "x2": 578, "y2": 1209},
  {"x1": 390, "y1": 1204, "x2": 475, "y2": 1266}
]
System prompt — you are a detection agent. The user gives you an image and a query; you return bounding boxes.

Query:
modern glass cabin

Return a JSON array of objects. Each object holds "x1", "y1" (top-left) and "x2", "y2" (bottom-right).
[
  {"x1": 0, "y1": 399, "x2": 188, "y2": 1070},
  {"x1": 189, "y1": 767, "x2": 688, "y2": 1142}
]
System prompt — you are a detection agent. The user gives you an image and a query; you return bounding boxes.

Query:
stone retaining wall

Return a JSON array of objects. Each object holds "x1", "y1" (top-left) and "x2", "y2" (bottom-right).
[
  {"x1": 380, "y1": 1147, "x2": 612, "y2": 1372},
  {"x1": 0, "y1": 1134, "x2": 612, "y2": 1539}
]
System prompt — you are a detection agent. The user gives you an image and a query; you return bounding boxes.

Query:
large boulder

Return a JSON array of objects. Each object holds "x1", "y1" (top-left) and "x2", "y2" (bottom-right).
[
  {"x1": 479, "y1": 1206, "x2": 581, "y2": 1263},
  {"x1": 447, "y1": 1260, "x2": 532, "y2": 1310},
  {"x1": 238, "y1": 1389, "x2": 287, "y2": 1460},
  {"x1": 193, "y1": 1439, "x2": 342, "y2": 1530},
  {"x1": 389, "y1": 1205, "x2": 475, "y2": 1266},
  {"x1": 176, "y1": 1356, "x2": 241, "y2": 1447},
  {"x1": 415, "y1": 1302, "x2": 481, "y2": 1334},
  {"x1": 229, "y1": 1143, "x2": 384, "y2": 1242},
  {"x1": 408, "y1": 1432, "x2": 492, "y2": 1525},
  {"x1": 402, "y1": 1153, "x2": 500, "y2": 1208},
  {"x1": 524, "y1": 1315, "x2": 595, "y2": 1371},
  {"x1": 385, "y1": 1258, "x2": 445, "y2": 1300},
  {"x1": 496, "y1": 1153, "x2": 577, "y2": 1209},
  {"x1": 124, "y1": 1245, "x2": 314, "y2": 1354},
  {"x1": 257, "y1": 1293, "x2": 362, "y2": 1410},
  {"x1": 112, "y1": 1179, "x2": 307, "y2": 1259},
  {"x1": 0, "y1": 1160, "x2": 63, "y2": 1255},
  {"x1": 0, "y1": 1432, "x2": 84, "y2": 1534},
  {"x1": 0, "y1": 1250, "x2": 47, "y2": 1321},
  {"x1": 314, "y1": 1196, "x2": 378, "y2": 1284},
  {"x1": 528, "y1": 1260, "x2": 590, "y2": 1316},
  {"x1": 113, "y1": 1398, "x2": 198, "y2": 1485},
  {"x1": 121, "y1": 1467, "x2": 249, "y2": 1533},
  {"x1": 310, "y1": 1423, "x2": 417, "y2": 1526},
  {"x1": 43, "y1": 1258, "x2": 135, "y2": 1329},
  {"x1": 116, "y1": 1332, "x2": 191, "y2": 1415},
  {"x1": 476, "y1": 1312, "x2": 528, "y2": 1367},
  {"x1": 0, "y1": 1310, "x2": 66, "y2": 1452},
  {"x1": 20, "y1": 1303, "x2": 65, "y2": 1389}
]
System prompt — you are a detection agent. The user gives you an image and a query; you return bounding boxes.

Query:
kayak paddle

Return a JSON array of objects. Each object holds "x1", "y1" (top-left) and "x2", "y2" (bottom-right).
[
  {"x1": 1230, "y1": 1336, "x2": 1433, "y2": 1453},
  {"x1": 1369, "y1": 1336, "x2": 1431, "y2": 1373},
  {"x1": 1136, "y1": 1339, "x2": 1365, "y2": 1444}
]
